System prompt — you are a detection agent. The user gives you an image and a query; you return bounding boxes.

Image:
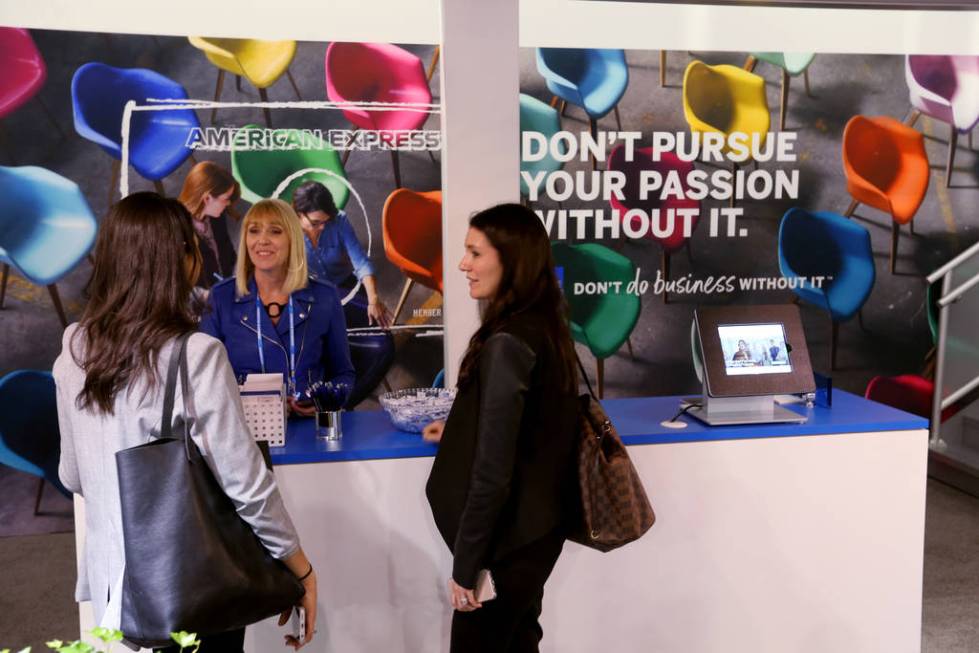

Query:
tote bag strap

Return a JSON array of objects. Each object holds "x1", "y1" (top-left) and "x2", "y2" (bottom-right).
[{"x1": 159, "y1": 333, "x2": 192, "y2": 444}]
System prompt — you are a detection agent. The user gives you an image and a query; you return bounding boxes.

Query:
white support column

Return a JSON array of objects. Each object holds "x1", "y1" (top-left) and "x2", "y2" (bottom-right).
[{"x1": 438, "y1": 0, "x2": 520, "y2": 386}]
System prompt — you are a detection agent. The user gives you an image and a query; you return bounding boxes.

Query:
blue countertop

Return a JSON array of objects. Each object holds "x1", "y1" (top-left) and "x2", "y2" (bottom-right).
[{"x1": 270, "y1": 390, "x2": 928, "y2": 465}]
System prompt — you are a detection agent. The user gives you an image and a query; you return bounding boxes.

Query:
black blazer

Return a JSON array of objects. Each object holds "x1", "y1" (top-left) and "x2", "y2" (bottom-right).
[{"x1": 426, "y1": 313, "x2": 579, "y2": 588}]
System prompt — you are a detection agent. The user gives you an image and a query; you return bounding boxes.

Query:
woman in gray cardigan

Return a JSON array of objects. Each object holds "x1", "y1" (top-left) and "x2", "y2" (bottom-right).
[{"x1": 54, "y1": 192, "x2": 317, "y2": 651}]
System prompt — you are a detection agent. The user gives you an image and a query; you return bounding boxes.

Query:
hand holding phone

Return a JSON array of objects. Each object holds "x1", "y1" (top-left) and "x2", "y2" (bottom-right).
[{"x1": 291, "y1": 606, "x2": 306, "y2": 645}]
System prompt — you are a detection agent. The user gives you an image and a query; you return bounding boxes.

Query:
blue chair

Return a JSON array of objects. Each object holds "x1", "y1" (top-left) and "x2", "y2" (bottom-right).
[
  {"x1": 519, "y1": 93, "x2": 565, "y2": 199},
  {"x1": 0, "y1": 370, "x2": 70, "y2": 515},
  {"x1": 535, "y1": 48, "x2": 628, "y2": 167},
  {"x1": 0, "y1": 166, "x2": 97, "y2": 327},
  {"x1": 432, "y1": 369, "x2": 445, "y2": 389},
  {"x1": 71, "y1": 63, "x2": 200, "y2": 201},
  {"x1": 778, "y1": 208, "x2": 875, "y2": 370}
]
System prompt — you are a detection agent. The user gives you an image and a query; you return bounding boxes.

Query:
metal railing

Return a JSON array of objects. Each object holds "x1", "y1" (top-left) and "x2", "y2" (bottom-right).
[{"x1": 926, "y1": 240, "x2": 979, "y2": 444}]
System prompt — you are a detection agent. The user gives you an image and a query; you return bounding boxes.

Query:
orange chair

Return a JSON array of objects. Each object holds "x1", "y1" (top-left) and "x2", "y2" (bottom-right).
[
  {"x1": 382, "y1": 189, "x2": 443, "y2": 324},
  {"x1": 841, "y1": 115, "x2": 929, "y2": 274}
]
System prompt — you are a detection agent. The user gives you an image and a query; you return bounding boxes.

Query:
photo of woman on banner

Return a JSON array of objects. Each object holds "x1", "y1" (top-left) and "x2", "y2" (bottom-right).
[
  {"x1": 178, "y1": 161, "x2": 241, "y2": 290},
  {"x1": 292, "y1": 180, "x2": 395, "y2": 407},
  {"x1": 200, "y1": 198, "x2": 355, "y2": 416}
]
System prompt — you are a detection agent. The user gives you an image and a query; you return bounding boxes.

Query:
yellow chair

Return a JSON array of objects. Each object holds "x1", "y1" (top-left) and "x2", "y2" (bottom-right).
[
  {"x1": 682, "y1": 61, "x2": 769, "y2": 152},
  {"x1": 188, "y1": 37, "x2": 301, "y2": 127},
  {"x1": 682, "y1": 60, "x2": 770, "y2": 207}
]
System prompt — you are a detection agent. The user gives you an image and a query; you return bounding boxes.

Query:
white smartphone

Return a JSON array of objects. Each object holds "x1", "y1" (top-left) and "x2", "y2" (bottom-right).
[
  {"x1": 475, "y1": 569, "x2": 497, "y2": 602},
  {"x1": 291, "y1": 606, "x2": 306, "y2": 644}
]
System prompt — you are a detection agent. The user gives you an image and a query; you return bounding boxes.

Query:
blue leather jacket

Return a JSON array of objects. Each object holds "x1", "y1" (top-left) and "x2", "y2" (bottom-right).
[{"x1": 200, "y1": 276, "x2": 355, "y2": 400}]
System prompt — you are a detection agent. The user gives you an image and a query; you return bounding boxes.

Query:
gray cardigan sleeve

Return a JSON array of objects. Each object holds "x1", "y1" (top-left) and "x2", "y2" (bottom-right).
[{"x1": 184, "y1": 334, "x2": 301, "y2": 559}]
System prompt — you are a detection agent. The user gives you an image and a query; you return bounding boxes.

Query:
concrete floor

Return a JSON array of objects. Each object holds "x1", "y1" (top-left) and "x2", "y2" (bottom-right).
[
  {"x1": 0, "y1": 31, "x2": 444, "y2": 393},
  {"x1": 520, "y1": 48, "x2": 979, "y2": 400}
]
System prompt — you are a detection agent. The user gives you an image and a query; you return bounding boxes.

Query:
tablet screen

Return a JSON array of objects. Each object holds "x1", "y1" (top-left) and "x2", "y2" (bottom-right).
[{"x1": 717, "y1": 323, "x2": 792, "y2": 376}]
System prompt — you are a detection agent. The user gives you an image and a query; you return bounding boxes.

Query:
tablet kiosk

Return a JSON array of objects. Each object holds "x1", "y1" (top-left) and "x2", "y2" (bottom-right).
[{"x1": 685, "y1": 305, "x2": 815, "y2": 426}]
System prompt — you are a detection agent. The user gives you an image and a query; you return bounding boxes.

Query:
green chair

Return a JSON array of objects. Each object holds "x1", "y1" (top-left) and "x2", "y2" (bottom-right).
[
  {"x1": 552, "y1": 242, "x2": 640, "y2": 398},
  {"x1": 520, "y1": 93, "x2": 565, "y2": 199},
  {"x1": 230, "y1": 124, "x2": 349, "y2": 207},
  {"x1": 745, "y1": 53, "x2": 816, "y2": 131}
]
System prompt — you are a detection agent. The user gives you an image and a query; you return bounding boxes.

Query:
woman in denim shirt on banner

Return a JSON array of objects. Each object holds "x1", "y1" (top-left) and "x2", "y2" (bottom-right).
[
  {"x1": 200, "y1": 198, "x2": 354, "y2": 415},
  {"x1": 292, "y1": 181, "x2": 395, "y2": 407},
  {"x1": 292, "y1": 181, "x2": 392, "y2": 328}
]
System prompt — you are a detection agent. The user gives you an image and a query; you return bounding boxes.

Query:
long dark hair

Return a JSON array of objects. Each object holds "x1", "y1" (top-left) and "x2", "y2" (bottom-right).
[
  {"x1": 457, "y1": 203, "x2": 577, "y2": 393},
  {"x1": 72, "y1": 192, "x2": 201, "y2": 414}
]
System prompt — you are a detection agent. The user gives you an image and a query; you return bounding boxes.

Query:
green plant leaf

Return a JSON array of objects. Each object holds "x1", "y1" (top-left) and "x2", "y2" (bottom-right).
[
  {"x1": 170, "y1": 632, "x2": 200, "y2": 650},
  {"x1": 45, "y1": 642, "x2": 63, "y2": 650},
  {"x1": 18, "y1": 648, "x2": 32, "y2": 653},
  {"x1": 89, "y1": 628, "x2": 122, "y2": 645}
]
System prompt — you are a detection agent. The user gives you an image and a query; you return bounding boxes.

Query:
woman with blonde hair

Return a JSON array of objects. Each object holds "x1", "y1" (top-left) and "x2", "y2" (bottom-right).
[
  {"x1": 178, "y1": 161, "x2": 240, "y2": 289},
  {"x1": 200, "y1": 198, "x2": 355, "y2": 415}
]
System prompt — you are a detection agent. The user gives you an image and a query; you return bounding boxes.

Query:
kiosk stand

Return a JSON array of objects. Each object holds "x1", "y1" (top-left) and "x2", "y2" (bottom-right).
[{"x1": 686, "y1": 304, "x2": 815, "y2": 426}]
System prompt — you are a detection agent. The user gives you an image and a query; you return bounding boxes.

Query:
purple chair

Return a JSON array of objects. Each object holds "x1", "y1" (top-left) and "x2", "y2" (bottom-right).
[{"x1": 905, "y1": 55, "x2": 979, "y2": 187}]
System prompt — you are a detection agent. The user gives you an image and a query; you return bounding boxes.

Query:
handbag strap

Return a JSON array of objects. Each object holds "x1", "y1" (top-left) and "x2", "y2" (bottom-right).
[
  {"x1": 160, "y1": 333, "x2": 193, "y2": 462},
  {"x1": 574, "y1": 350, "x2": 598, "y2": 402}
]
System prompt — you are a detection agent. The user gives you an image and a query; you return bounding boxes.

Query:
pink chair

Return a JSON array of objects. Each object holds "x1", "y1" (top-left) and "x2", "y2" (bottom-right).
[
  {"x1": 607, "y1": 144, "x2": 700, "y2": 302},
  {"x1": 325, "y1": 42, "x2": 433, "y2": 188},
  {"x1": 905, "y1": 55, "x2": 979, "y2": 187},
  {"x1": 0, "y1": 28, "x2": 61, "y2": 139}
]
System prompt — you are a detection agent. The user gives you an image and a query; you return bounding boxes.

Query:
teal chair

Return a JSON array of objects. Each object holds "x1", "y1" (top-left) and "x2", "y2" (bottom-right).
[
  {"x1": 230, "y1": 124, "x2": 349, "y2": 207},
  {"x1": 746, "y1": 53, "x2": 816, "y2": 131},
  {"x1": 0, "y1": 370, "x2": 70, "y2": 515},
  {"x1": 552, "y1": 242, "x2": 640, "y2": 398},
  {"x1": 0, "y1": 166, "x2": 97, "y2": 327},
  {"x1": 519, "y1": 94, "x2": 565, "y2": 199}
]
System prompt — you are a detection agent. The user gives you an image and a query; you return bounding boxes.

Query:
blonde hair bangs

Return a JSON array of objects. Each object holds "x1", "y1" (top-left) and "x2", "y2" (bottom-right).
[{"x1": 235, "y1": 199, "x2": 309, "y2": 297}]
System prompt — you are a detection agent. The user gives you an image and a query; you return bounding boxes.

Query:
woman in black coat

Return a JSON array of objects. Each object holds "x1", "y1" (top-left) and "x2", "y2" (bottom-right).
[{"x1": 425, "y1": 203, "x2": 580, "y2": 653}]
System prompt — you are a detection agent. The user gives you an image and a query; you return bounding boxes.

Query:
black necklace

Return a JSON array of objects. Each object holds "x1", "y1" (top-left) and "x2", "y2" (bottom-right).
[{"x1": 264, "y1": 301, "x2": 287, "y2": 319}]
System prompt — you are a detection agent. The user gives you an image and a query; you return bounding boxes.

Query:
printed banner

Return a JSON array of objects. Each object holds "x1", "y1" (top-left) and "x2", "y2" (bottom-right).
[
  {"x1": 0, "y1": 28, "x2": 444, "y2": 404},
  {"x1": 520, "y1": 47, "x2": 976, "y2": 399}
]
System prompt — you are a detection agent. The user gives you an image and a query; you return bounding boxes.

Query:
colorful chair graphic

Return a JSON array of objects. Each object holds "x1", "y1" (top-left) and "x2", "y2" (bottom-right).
[
  {"x1": 607, "y1": 143, "x2": 700, "y2": 302},
  {"x1": 842, "y1": 115, "x2": 929, "y2": 274},
  {"x1": 551, "y1": 242, "x2": 640, "y2": 398},
  {"x1": 865, "y1": 374, "x2": 964, "y2": 423},
  {"x1": 0, "y1": 370, "x2": 71, "y2": 515},
  {"x1": 745, "y1": 53, "x2": 816, "y2": 131},
  {"x1": 535, "y1": 48, "x2": 628, "y2": 168},
  {"x1": 71, "y1": 63, "x2": 200, "y2": 202},
  {"x1": 778, "y1": 208, "x2": 875, "y2": 370},
  {"x1": 325, "y1": 42, "x2": 433, "y2": 189},
  {"x1": 230, "y1": 124, "x2": 349, "y2": 207},
  {"x1": 188, "y1": 37, "x2": 302, "y2": 127},
  {"x1": 0, "y1": 166, "x2": 97, "y2": 327},
  {"x1": 904, "y1": 55, "x2": 979, "y2": 187},
  {"x1": 683, "y1": 61, "x2": 769, "y2": 206},
  {"x1": 0, "y1": 28, "x2": 62, "y2": 141},
  {"x1": 519, "y1": 94, "x2": 565, "y2": 199},
  {"x1": 382, "y1": 189, "x2": 443, "y2": 324}
]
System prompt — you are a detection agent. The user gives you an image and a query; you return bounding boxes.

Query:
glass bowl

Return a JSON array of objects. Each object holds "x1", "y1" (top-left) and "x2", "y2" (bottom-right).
[{"x1": 379, "y1": 387, "x2": 456, "y2": 433}]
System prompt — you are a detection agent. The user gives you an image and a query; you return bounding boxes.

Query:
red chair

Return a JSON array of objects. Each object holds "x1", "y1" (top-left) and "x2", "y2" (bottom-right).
[
  {"x1": 0, "y1": 28, "x2": 61, "y2": 139},
  {"x1": 382, "y1": 189, "x2": 442, "y2": 324},
  {"x1": 842, "y1": 115, "x2": 930, "y2": 274},
  {"x1": 865, "y1": 374, "x2": 960, "y2": 423},
  {"x1": 607, "y1": 144, "x2": 699, "y2": 302},
  {"x1": 325, "y1": 42, "x2": 433, "y2": 188}
]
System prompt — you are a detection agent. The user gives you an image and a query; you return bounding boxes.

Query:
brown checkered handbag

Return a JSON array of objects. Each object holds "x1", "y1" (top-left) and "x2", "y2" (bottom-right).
[{"x1": 568, "y1": 354, "x2": 655, "y2": 552}]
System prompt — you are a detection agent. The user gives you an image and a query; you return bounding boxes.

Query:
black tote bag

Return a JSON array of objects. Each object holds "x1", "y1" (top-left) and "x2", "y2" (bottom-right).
[{"x1": 116, "y1": 334, "x2": 304, "y2": 648}]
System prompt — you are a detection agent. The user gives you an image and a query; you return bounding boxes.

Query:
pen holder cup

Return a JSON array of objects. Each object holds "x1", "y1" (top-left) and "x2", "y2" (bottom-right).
[{"x1": 316, "y1": 410, "x2": 343, "y2": 441}]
